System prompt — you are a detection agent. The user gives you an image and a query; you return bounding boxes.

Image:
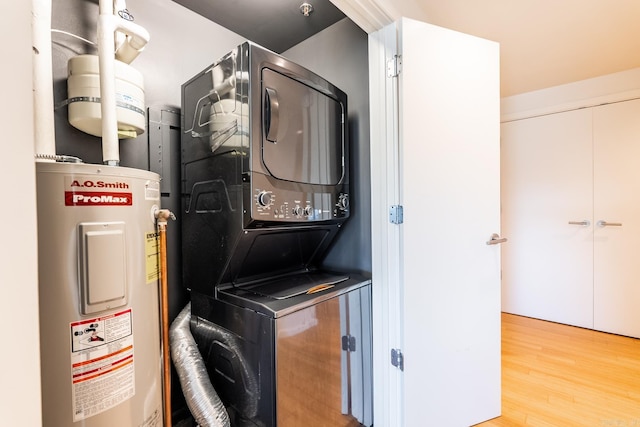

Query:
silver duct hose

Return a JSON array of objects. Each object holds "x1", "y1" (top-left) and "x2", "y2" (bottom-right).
[
  {"x1": 170, "y1": 303, "x2": 230, "y2": 427},
  {"x1": 190, "y1": 313, "x2": 260, "y2": 420}
]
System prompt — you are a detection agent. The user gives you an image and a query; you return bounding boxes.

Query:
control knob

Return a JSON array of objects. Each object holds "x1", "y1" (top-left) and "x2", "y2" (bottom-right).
[
  {"x1": 257, "y1": 191, "x2": 273, "y2": 207},
  {"x1": 337, "y1": 193, "x2": 349, "y2": 211},
  {"x1": 293, "y1": 205, "x2": 303, "y2": 217}
]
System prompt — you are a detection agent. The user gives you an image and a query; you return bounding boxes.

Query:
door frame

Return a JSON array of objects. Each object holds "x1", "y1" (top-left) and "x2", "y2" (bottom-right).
[{"x1": 368, "y1": 21, "x2": 403, "y2": 427}]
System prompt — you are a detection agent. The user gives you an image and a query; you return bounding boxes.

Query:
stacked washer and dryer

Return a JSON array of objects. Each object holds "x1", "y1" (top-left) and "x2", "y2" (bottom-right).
[{"x1": 180, "y1": 42, "x2": 373, "y2": 427}]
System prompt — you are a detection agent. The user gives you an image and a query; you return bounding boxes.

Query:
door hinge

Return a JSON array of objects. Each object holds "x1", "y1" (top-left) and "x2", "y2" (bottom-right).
[
  {"x1": 342, "y1": 335, "x2": 356, "y2": 352},
  {"x1": 389, "y1": 205, "x2": 404, "y2": 224},
  {"x1": 391, "y1": 348, "x2": 404, "y2": 371},
  {"x1": 387, "y1": 55, "x2": 402, "y2": 78}
]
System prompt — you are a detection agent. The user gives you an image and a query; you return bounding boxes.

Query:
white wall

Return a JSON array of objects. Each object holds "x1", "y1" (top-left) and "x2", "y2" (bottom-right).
[{"x1": 0, "y1": 2, "x2": 42, "y2": 426}]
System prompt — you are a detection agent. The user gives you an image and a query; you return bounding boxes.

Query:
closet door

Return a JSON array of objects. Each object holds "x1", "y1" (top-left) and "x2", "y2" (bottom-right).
[
  {"x1": 501, "y1": 109, "x2": 594, "y2": 328},
  {"x1": 593, "y1": 98, "x2": 640, "y2": 338},
  {"x1": 370, "y1": 18, "x2": 501, "y2": 426},
  {"x1": 398, "y1": 18, "x2": 501, "y2": 427}
]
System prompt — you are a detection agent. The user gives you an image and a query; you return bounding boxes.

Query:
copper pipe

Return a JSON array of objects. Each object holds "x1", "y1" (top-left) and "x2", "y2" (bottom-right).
[{"x1": 156, "y1": 209, "x2": 175, "y2": 427}]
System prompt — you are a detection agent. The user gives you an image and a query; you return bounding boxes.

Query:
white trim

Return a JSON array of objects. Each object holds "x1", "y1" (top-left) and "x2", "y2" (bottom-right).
[
  {"x1": 330, "y1": 0, "x2": 396, "y2": 33},
  {"x1": 501, "y1": 67, "x2": 640, "y2": 122},
  {"x1": 369, "y1": 21, "x2": 402, "y2": 427}
]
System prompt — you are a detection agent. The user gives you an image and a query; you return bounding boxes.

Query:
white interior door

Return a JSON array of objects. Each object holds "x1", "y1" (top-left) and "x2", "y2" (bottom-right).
[
  {"x1": 501, "y1": 109, "x2": 594, "y2": 328},
  {"x1": 397, "y1": 18, "x2": 501, "y2": 426},
  {"x1": 593, "y1": 98, "x2": 640, "y2": 338}
]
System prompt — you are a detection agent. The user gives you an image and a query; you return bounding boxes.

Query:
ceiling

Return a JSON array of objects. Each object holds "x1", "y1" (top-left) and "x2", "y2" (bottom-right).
[
  {"x1": 411, "y1": 0, "x2": 640, "y2": 97},
  {"x1": 172, "y1": 0, "x2": 346, "y2": 53},
  {"x1": 173, "y1": 0, "x2": 640, "y2": 97}
]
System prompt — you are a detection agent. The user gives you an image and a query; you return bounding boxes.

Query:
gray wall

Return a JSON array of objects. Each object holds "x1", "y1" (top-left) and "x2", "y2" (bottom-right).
[{"x1": 285, "y1": 19, "x2": 372, "y2": 276}]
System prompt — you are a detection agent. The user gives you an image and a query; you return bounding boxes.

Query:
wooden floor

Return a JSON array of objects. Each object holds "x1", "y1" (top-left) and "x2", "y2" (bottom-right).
[{"x1": 476, "y1": 313, "x2": 640, "y2": 427}]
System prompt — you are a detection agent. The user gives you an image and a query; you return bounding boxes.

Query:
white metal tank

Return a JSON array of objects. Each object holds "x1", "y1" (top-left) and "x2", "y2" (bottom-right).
[
  {"x1": 67, "y1": 54, "x2": 146, "y2": 139},
  {"x1": 36, "y1": 162, "x2": 163, "y2": 427}
]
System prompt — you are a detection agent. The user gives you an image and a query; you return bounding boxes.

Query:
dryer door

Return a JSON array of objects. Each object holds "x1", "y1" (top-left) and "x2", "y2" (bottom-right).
[{"x1": 261, "y1": 68, "x2": 344, "y2": 186}]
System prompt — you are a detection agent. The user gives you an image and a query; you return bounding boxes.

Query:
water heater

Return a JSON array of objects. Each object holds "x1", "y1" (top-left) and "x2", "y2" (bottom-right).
[{"x1": 36, "y1": 162, "x2": 163, "y2": 427}]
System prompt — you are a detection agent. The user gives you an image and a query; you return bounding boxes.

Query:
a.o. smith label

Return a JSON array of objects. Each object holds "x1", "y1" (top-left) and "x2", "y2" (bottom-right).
[{"x1": 65, "y1": 176, "x2": 133, "y2": 206}]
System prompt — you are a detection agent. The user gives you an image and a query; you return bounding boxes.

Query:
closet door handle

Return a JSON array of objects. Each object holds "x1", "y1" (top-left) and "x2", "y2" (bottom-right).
[
  {"x1": 486, "y1": 233, "x2": 508, "y2": 245},
  {"x1": 597, "y1": 220, "x2": 622, "y2": 227},
  {"x1": 568, "y1": 220, "x2": 590, "y2": 226}
]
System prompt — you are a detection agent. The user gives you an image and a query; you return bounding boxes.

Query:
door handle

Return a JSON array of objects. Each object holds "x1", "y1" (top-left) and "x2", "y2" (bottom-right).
[
  {"x1": 597, "y1": 220, "x2": 622, "y2": 227},
  {"x1": 264, "y1": 87, "x2": 279, "y2": 142},
  {"x1": 568, "y1": 220, "x2": 590, "y2": 226},
  {"x1": 486, "y1": 233, "x2": 508, "y2": 245}
]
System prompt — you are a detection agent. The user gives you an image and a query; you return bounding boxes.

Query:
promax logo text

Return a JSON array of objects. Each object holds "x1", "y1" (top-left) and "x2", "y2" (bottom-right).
[{"x1": 65, "y1": 191, "x2": 133, "y2": 206}]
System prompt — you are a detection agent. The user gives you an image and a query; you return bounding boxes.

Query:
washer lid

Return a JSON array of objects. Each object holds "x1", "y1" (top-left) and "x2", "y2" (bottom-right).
[{"x1": 246, "y1": 271, "x2": 349, "y2": 300}]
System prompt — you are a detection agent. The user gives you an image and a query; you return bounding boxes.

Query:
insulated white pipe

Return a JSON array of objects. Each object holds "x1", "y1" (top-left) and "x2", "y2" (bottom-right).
[
  {"x1": 114, "y1": 21, "x2": 150, "y2": 64},
  {"x1": 97, "y1": 0, "x2": 150, "y2": 165},
  {"x1": 113, "y1": 17, "x2": 150, "y2": 64},
  {"x1": 97, "y1": 7, "x2": 119, "y2": 165},
  {"x1": 114, "y1": 0, "x2": 127, "y2": 54},
  {"x1": 32, "y1": 0, "x2": 56, "y2": 160}
]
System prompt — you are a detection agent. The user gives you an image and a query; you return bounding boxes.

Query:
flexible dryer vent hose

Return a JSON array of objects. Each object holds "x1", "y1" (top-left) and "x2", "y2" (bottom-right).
[{"x1": 170, "y1": 303, "x2": 231, "y2": 427}]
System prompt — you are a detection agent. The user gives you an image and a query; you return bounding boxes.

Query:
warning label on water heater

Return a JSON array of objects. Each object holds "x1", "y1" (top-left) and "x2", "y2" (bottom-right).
[
  {"x1": 64, "y1": 175, "x2": 133, "y2": 206},
  {"x1": 145, "y1": 231, "x2": 160, "y2": 284},
  {"x1": 69, "y1": 309, "x2": 135, "y2": 422}
]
